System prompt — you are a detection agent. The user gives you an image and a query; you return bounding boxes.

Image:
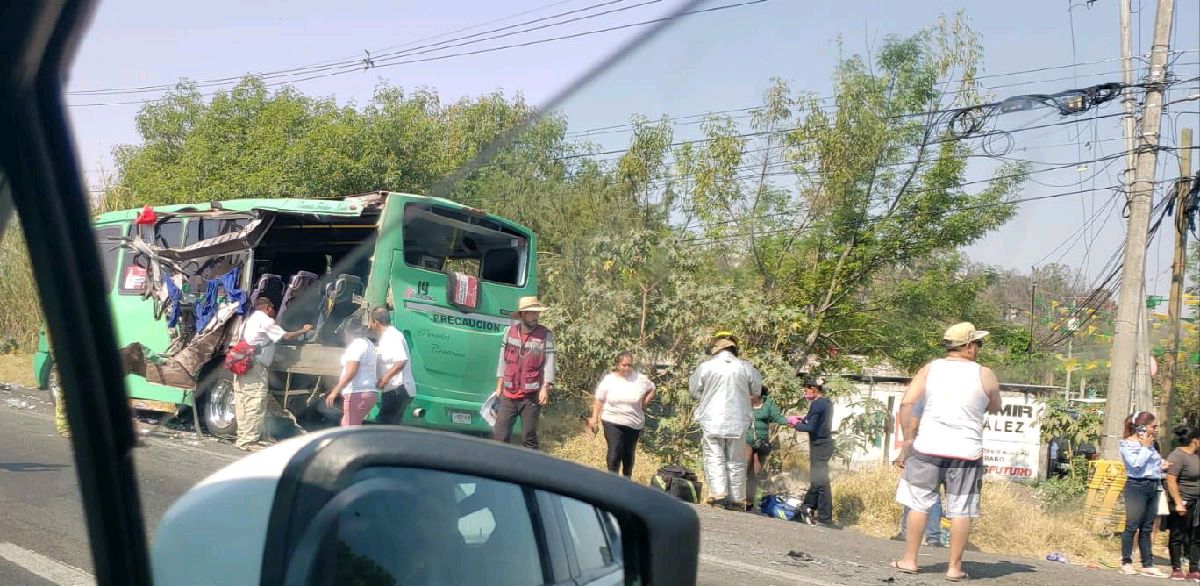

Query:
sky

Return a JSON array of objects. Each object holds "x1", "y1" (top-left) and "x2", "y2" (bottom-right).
[{"x1": 64, "y1": 0, "x2": 1200, "y2": 298}]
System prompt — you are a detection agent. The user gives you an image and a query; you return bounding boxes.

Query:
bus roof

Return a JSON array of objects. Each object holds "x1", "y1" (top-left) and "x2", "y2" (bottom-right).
[{"x1": 92, "y1": 192, "x2": 523, "y2": 231}]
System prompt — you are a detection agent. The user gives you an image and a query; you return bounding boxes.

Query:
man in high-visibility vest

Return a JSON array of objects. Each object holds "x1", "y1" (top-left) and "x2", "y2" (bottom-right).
[{"x1": 491, "y1": 296, "x2": 555, "y2": 450}]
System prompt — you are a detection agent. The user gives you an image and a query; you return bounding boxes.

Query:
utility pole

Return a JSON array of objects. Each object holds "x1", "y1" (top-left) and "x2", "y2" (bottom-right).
[
  {"x1": 1120, "y1": 0, "x2": 1137, "y2": 183},
  {"x1": 1159, "y1": 128, "x2": 1194, "y2": 431},
  {"x1": 1030, "y1": 267, "x2": 1038, "y2": 366},
  {"x1": 1101, "y1": 0, "x2": 1176, "y2": 460}
]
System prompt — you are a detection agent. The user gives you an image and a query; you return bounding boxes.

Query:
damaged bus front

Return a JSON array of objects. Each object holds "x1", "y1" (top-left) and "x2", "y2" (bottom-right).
[{"x1": 34, "y1": 191, "x2": 537, "y2": 437}]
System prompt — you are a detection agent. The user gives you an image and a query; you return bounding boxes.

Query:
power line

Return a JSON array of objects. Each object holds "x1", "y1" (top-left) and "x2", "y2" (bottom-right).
[
  {"x1": 563, "y1": 53, "x2": 1200, "y2": 138},
  {"x1": 68, "y1": 0, "x2": 772, "y2": 108},
  {"x1": 678, "y1": 184, "x2": 1120, "y2": 247},
  {"x1": 68, "y1": 0, "x2": 656, "y2": 97}
]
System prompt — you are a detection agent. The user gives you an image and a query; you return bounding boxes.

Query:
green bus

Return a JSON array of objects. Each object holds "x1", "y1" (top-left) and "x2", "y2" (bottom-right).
[{"x1": 34, "y1": 191, "x2": 536, "y2": 437}]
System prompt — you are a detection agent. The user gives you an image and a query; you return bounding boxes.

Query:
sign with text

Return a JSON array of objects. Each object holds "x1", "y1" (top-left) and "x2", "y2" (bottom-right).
[
  {"x1": 981, "y1": 395, "x2": 1045, "y2": 482},
  {"x1": 889, "y1": 392, "x2": 1045, "y2": 483}
]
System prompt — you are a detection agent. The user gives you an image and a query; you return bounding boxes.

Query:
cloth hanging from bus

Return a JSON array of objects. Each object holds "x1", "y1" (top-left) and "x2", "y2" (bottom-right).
[
  {"x1": 195, "y1": 267, "x2": 247, "y2": 332},
  {"x1": 163, "y1": 272, "x2": 183, "y2": 328}
]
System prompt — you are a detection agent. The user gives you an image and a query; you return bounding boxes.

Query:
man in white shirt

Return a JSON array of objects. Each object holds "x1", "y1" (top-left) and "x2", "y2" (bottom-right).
[
  {"x1": 892, "y1": 322, "x2": 1001, "y2": 581},
  {"x1": 370, "y1": 307, "x2": 415, "y2": 425},
  {"x1": 233, "y1": 297, "x2": 311, "y2": 451}
]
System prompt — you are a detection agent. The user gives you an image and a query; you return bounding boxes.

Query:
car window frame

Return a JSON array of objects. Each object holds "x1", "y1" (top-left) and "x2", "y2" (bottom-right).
[{"x1": 0, "y1": 2, "x2": 152, "y2": 585}]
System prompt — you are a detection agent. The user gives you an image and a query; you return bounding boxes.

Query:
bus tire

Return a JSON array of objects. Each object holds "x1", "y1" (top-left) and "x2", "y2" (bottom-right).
[{"x1": 200, "y1": 371, "x2": 238, "y2": 439}]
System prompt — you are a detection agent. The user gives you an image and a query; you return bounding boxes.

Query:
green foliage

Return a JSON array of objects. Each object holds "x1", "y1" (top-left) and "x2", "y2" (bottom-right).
[
  {"x1": 833, "y1": 391, "x2": 890, "y2": 467},
  {"x1": 1039, "y1": 397, "x2": 1103, "y2": 454},
  {"x1": 670, "y1": 15, "x2": 1025, "y2": 383},
  {"x1": 1034, "y1": 457, "x2": 1090, "y2": 512},
  {"x1": 106, "y1": 78, "x2": 559, "y2": 210}
]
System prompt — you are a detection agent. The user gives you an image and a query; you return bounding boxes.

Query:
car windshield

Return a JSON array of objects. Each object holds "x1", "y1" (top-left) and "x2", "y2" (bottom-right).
[{"x1": 2, "y1": 0, "x2": 1199, "y2": 584}]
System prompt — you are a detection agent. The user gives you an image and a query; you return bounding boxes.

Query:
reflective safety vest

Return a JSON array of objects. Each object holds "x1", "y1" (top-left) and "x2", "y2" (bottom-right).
[{"x1": 501, "y1": 323, "x2": 549, "y2": 398}]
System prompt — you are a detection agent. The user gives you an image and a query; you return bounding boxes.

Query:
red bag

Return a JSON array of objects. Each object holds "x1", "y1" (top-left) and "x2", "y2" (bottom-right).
[{"x1": 223, "y1": 339, "x2": 257, "y2": 375}]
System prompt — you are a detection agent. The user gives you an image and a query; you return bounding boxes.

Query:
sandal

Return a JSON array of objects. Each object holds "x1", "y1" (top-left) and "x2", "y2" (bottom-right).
[
  {"x1": 945, "y1": 572, "x2": 970, "y2": 582},
  {"x1": 889, "y1": 560, "x2": 918, "y2": 575}
]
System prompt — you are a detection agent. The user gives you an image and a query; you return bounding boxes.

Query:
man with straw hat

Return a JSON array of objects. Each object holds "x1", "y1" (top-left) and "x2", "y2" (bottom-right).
[
  {"x1": 492, "y1": 296, "x2": 556, "y2": 450},
  {"x1": 689, "y1": 332, "x2": 762, "y2": 509},
  {"x1": 891, "y1": 322, "x2": 1001, "y2": 582}
]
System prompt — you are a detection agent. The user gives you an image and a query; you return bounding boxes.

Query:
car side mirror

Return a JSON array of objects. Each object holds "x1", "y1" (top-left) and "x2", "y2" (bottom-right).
[{"x1": 151, "y1": 427, "x2": 699, "y2": 586}]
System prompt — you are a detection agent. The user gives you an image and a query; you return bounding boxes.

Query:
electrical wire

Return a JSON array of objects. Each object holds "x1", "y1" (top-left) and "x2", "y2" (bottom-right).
[
  {"x1": 68, "y1": 0, "x2": 771, "y2": 107},
  {"x1": 68, "y1": 0, "x2": 657, "y2": 97}
]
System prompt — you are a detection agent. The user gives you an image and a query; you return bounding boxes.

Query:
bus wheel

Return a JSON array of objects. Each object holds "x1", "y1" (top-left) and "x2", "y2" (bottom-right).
[{"x1": 201, "y1": 373, "x2": 238, "y2": 439}]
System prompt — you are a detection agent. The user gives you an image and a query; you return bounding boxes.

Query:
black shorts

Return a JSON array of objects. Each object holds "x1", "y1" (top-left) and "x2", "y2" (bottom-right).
[{"x1": 748, "y1": 439, "x2": 772, "y2": 457}]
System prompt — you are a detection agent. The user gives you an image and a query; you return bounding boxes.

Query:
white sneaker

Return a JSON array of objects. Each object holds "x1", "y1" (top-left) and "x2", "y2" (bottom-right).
[
  {"x1": 1123, "y1": 564, "x2": 1142, "y2": 575},
  {"x1": 1142, "y1": 567, "x2": 1170, "y2": 578}
]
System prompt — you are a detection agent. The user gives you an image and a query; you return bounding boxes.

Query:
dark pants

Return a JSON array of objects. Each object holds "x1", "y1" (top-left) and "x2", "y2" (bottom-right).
[
  {"x1": 1122, "y1": 477, "x2": 1161, "y2": 567},
  {"x1": 492, "y1": 395, "x2": 541, "y2": 450},
  {"x1": 602, "y1": 421, "x2": 641, "y2": 477},
  {"x1": 804, "y1": 439, "x2": 835, "y2": 524},
  {"x1": 376, "y1": 388, "x2": 411, "y2": 425},
  {"x1": 1168, "y1": 499, "x2": 1199, "y2": 571}
]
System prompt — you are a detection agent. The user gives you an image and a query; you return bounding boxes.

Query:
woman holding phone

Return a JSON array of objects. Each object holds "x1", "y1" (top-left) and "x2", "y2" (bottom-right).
[{"x1": 1119, "y1": 410, "x2": 1172, "y2": 577}]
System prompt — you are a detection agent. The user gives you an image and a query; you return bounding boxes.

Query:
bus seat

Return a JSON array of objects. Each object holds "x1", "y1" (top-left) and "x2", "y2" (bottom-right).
[
  {"x1": 316, "y1": 274, "x2": 364, "y2": 344},
  {"x1": 480, "y1": 248, "x2": 518, "y2": 284},
  {"x1": 250, "y1": 273, "x2": 284, "y2": 310},
  {"x1": 277, "y1": 270, "x2": 319, "y2": 331}
]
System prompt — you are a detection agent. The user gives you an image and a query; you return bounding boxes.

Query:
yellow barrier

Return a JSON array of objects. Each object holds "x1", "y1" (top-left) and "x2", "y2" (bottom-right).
[{"x1": 1083, "y1": 460, "x2": 1127, "y2": 534}]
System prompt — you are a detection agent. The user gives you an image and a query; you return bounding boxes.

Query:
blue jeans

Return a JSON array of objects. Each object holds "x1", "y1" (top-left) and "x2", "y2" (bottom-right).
[
  {"x1": 1122, "y1": 477, "x2": 1161, "y2": 567},
  {"x1": 900, "y1": 499, "x2": 943, "y2": 542}
]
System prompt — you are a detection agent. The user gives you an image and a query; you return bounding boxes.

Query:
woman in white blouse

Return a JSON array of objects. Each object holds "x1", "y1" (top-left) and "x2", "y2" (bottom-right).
[{"x1": 588, "y1": 352, "x2": 656, "y2": 478}]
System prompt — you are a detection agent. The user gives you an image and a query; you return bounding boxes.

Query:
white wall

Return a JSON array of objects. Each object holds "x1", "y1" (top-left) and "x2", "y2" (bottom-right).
[{"x1": 790, "y1": 380, "x2": 1047, "y2": 483}]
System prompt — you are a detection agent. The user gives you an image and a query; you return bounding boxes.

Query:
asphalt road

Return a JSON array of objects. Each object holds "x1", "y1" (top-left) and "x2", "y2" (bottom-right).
[{"x1": 0, "y1": 382, "x2": 1154, "y2": 585}]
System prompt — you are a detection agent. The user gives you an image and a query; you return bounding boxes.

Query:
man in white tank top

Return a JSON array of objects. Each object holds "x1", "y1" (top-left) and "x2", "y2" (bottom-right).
[{"x1": 891, "y1": 323, "x2": 1001, "y2": 582}]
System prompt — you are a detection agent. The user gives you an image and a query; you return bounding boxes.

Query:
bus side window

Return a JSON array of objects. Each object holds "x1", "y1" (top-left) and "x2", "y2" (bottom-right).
[
  {"x1": 118, "y1": 220, "x2": 182, "y2": 294},
  {"x1": 480, "y1": 248, "x2": 518, "y2": 285},
  {"x1": 94, "y1": 225, "x2": 123, "y2": 294}
]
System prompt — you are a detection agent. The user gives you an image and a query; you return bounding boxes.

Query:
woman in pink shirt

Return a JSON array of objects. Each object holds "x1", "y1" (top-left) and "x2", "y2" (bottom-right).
[{"x1": 589, "y1": 352, "x2": 656, "y2": 478}]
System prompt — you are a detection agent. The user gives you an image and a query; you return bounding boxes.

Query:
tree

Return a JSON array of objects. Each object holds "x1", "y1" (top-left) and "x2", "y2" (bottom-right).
[
  {"x1": 665, "y1": 14, "x2": 1026, "y2": 409},
  {"x1": 105, "y1": 78, "x2": 559, "y2": 210}
]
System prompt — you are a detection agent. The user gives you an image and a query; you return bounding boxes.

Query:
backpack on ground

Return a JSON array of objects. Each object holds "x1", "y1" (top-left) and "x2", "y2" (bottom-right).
[
  {"x1": 760, "y1": 493, "x2": 804, "y2": 521},
  {"x1": 650, "y1": 464, "x2": 702, "y2": 504}
]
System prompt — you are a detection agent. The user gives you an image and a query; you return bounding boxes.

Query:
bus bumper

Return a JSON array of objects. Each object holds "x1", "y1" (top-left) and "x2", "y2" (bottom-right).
[{"x1": 404, "y1": 394, "x2": 499, "y2": 435}]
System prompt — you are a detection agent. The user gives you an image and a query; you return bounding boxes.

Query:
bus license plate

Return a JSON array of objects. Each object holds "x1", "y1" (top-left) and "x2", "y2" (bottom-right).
[{"x1": 451, "y1": 412, "x2": 473, "y2": 425}]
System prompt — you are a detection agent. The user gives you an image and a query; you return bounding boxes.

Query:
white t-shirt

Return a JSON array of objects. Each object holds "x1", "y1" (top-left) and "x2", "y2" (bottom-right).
[
  {"x1": 241, "y1": 310, "x2": 285, "y2": 367},
  {"x1": 377, "y1": 325, "x2": 415, "y2": 396},
  {"x1": 595, "y1": 371, "x2": 656, "y2": 430},
  {"x1": 340, "y1": 338, "x2": 379, "y2": 395}
]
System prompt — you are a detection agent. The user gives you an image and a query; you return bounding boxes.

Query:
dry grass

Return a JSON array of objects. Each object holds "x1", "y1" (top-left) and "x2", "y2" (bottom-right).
[
  {"x1": 545, "y1": 428, "x2": 663, "y2": 484},
  {"x1": 0, "y1": 229, "x2": 43, "y2": 353},
  {"x1": 538, "y1": 402, "x2": 664, "y2": 484},
  {"x1": 0, "y1": 354, "x2": 36, "y2": 388},
  {"x1": 830, "y1": 465, "x2": 1117, "y2": 565}
]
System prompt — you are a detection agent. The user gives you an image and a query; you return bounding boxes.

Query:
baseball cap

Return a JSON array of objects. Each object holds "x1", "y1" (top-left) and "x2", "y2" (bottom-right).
[{"x1": 942, "y1": 322, "x2": 989, "y2": 348}]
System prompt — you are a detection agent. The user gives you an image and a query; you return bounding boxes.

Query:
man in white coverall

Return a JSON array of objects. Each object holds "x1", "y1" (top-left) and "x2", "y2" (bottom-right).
[{"x1": 689, "y1": 335, "x2": 762, "y2": 508}]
